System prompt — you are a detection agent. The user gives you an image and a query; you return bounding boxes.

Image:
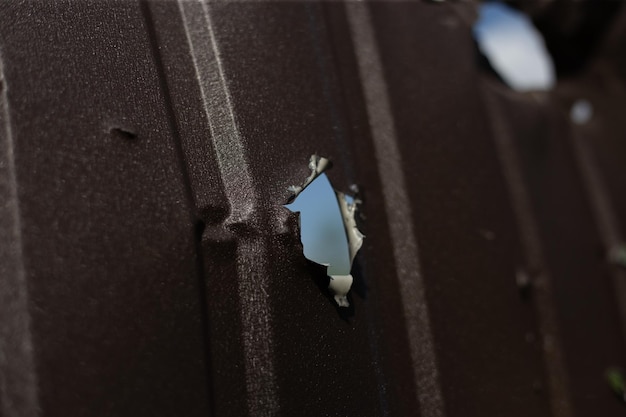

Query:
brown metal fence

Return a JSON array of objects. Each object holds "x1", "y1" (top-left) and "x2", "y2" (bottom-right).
[{"x1": 1, "y1": 2, "x2": 626, "y2": 416}]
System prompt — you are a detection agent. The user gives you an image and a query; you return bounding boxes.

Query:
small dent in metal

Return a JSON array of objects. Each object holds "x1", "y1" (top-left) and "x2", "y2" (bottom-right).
[{"x1": 109, "y1": 126, "x2": 137, "y2": 140}]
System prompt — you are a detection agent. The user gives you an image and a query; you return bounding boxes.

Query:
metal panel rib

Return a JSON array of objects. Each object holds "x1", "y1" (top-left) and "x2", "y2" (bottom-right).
[
  {"x1": 0, "y1": 54, "x2": 39, "y2": 417},
  {"x1": 177, "y1": 2, "x2": 278, "y2": 416},
  {"x1": 482, "y1": 85, "x2": 573, "y2": 417},
  {"x1": 345, "y1": 4, "x2": 445, "y2": 417}
]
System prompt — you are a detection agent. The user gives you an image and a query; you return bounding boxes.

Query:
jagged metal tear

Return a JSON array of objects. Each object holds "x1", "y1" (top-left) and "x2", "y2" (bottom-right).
[
  {"x1": 286, "y1": 155, "x2": 364, "y2": 307},
  {"x1": 287, "y1": 155, "x2": 331, "y2": 197}
]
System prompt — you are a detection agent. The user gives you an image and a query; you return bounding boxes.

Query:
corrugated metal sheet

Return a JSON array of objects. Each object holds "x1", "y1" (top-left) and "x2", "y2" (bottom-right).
[{"x1": 1, "y1": 1, "x2": 625, "y2": 416}]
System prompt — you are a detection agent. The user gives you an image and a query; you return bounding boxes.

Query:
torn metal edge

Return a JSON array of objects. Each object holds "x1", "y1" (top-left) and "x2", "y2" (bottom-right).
[
  {"x1": 287, "y1": 154, "x2": 331, "y2": 199},
  {"x1": 330, "y1": 191, "x2": 365, "y2": 307},
  {"x1": 336, "y1": 191, "x2": 364, "y2": 265}
]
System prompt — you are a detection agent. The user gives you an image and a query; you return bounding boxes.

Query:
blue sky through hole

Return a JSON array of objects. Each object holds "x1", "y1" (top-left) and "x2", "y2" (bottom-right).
[
  {"x1": 473, "y1": 2, "x2": 555, "y2": 91},
  {"x1": 286, "y1": 173, "x2": 351, "y2": 276}
]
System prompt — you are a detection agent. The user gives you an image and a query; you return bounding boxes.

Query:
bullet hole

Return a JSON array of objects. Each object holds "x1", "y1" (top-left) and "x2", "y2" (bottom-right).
[
  {"x1": 474, "y1": 2, "x2": 555, "y2": 92},
  {"x1": 286, "y1": 155, "x2": 364, "y2": 308}
]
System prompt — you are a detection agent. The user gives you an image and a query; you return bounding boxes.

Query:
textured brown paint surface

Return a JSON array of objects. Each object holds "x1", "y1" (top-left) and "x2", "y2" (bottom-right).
[
  {"x1": 1, "y1": 1, "x2": 626, "y2": 417},
  {"x1": 369, "y1": 4, "x2": 552, "y2": 417},
  {"x1": 0, "y1": 2, "x2": 211, "y2": 416}
]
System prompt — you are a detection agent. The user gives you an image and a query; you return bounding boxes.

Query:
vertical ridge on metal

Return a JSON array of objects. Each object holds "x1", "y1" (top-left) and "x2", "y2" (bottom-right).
[
  {"x1": 0, "y1": 54, "x2": 39, "y2": 417},
  {"x1": 482, "y1": 83, "x2": 573, "y2": 417},
  {"x1": 345, "y1": 4, "x2": 446, "y2": 417},
  {"x1": 176, "y1": 1, "x2": 279, "y2": 416}
]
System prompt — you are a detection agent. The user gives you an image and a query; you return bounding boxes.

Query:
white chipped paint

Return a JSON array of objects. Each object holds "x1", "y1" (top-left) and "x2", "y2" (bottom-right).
[
  {"x1": 474, "y1": 2, "x2": 555, "y2": 92},
  {"x1": 336, "y1": 191, "x2": 364, "y2": 264},
  {"x1": 328, "y1": 274, "x2": 353, "y2": 308}
]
